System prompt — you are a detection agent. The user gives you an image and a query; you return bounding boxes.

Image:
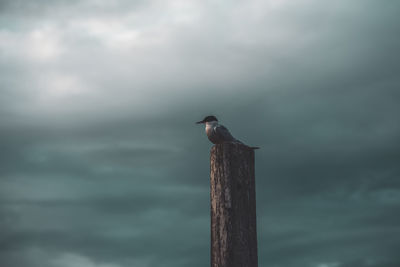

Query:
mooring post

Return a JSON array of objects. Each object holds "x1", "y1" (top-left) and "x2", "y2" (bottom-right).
[{"x1": 210, "y1": 143, "x2": 258, "y2": 267}]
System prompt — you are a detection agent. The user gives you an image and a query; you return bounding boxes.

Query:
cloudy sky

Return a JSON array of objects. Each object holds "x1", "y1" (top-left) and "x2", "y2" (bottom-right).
[{"x1": 1, "y1": 0, "x2": 400, "y2": 266}]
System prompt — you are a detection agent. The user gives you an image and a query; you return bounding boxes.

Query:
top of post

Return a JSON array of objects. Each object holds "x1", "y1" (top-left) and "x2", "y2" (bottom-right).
[{"x1": 211, "y1": 142, "x2": 255, "y2": 153}]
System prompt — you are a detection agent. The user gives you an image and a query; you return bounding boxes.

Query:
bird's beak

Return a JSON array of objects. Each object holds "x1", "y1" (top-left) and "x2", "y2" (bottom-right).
[{"x1": 196, "y1": 120, "x2": 204, "y2": 124}]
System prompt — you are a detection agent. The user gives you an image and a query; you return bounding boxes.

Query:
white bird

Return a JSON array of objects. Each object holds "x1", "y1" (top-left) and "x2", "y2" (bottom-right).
[{"x1": 196, "y1": 115, "x2": 259, "y2": 149}]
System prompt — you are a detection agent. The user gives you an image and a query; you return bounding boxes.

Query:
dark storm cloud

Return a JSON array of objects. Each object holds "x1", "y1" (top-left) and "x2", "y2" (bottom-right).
[{"x1": 1, "y1": 0, "x2": 400, "y2": 266}]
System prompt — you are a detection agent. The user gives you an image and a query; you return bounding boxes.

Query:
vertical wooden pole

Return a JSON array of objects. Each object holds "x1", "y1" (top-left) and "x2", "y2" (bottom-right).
[{"x1": 210, "y1": 143, "x2": 258, "y2": 267}]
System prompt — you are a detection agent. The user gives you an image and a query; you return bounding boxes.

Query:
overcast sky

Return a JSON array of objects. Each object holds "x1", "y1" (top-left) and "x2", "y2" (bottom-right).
[{"x1": 1, "y1": 0, "x2": 400, "y2": 266}]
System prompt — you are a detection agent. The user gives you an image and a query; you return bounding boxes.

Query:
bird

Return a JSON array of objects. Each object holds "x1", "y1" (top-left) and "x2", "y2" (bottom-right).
[{"x1": 196, "y1": 115, "x2": 259, "y2": 149}]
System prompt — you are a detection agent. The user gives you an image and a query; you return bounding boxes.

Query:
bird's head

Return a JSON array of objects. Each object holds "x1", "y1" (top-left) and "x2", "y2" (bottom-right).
[{"x1": 196, "y1": 115, "x2": 218, "y2": 124}]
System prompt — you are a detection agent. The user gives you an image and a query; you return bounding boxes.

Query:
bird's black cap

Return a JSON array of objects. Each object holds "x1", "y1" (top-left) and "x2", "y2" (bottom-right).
[{"x1": 196, "y1": 115, "x2": 218, "y2": 124}]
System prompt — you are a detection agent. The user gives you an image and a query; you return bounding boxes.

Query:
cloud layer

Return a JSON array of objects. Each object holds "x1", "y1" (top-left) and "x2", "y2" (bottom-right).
[{"x1": 1, "y1": 0, "x2": 400, "y2": 266}]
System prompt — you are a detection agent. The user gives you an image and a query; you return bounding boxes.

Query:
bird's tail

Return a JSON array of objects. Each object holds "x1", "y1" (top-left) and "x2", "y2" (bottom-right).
[{"x1": 250, "y1": 146, "x2": 260, "y2": 150}]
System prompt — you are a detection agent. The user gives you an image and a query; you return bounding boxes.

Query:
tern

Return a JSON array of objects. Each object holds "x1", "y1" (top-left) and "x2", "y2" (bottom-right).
[{"x1": 196, "y1": 115, "x2": 259, "y2": 149}]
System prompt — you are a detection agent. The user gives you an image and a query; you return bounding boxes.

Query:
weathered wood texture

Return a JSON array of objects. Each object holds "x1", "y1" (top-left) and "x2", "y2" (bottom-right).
[{"x1": 210, "y1": 143, "x2": 258, "y2": 267}]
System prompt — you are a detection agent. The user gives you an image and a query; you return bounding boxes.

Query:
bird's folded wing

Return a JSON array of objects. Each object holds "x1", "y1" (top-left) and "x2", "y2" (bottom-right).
[{"x1": 214, "y1": 125, "x2": 237, "y2": 142}]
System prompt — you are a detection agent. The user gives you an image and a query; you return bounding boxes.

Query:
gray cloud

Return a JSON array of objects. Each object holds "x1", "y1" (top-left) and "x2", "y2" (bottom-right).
[{"x1": 1, "y1": 0, "x2": 400, "y2": 266}]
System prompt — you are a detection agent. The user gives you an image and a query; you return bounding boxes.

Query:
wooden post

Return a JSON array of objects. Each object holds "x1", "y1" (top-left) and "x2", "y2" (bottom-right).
[{"x1": 210, "y1": 143, "x2": 258, "y2": 267}]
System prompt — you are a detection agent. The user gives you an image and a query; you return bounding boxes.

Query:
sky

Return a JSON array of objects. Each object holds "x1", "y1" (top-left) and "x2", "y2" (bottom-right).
[{"x1": 1, "y1": 0, "x2": 400, "y2": 266}]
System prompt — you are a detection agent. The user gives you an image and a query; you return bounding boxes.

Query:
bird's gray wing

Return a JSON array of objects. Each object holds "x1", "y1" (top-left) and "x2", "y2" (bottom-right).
[{"x1": 214, "y1": 125, "x2": 241, "y2": 143}]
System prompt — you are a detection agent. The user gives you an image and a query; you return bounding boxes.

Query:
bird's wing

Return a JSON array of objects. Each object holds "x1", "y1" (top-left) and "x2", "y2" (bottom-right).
[{"x1": 214, "y1": 125, "x2": 239, "y2": 143}]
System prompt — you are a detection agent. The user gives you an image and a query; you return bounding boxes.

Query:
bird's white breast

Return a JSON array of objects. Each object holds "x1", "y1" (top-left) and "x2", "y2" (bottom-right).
[{"x1": 205, "y1": 121, "x2": 218, "y2": 137}]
